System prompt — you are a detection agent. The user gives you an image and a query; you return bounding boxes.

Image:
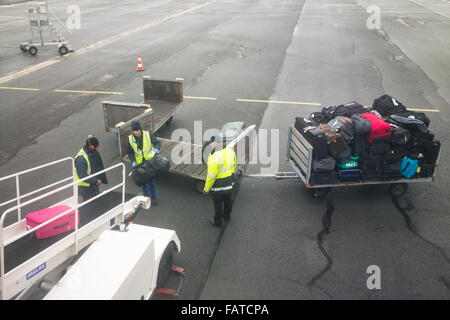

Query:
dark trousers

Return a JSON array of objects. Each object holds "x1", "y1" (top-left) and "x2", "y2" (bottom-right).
[
  {"x1": 142, "y1": 177, "x2": 157, "y2": 198},
  {"x1": 212, "y1": 192, "x2": 233, "y2": 224},
  {"x1": 78, "y1": 184, "x2": 99, "y2": 202}
]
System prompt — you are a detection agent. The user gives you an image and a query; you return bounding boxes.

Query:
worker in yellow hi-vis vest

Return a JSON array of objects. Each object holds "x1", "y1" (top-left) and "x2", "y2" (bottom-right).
[
  {"x1": 202, "y1": 136, "x2": 237, "y2": 228},
  {"x1": 74, "y1": 136, "x2": 108, "y2": 202},
  {"x1": 127, "y1": 120, "x2": 161, "y2": 205}
]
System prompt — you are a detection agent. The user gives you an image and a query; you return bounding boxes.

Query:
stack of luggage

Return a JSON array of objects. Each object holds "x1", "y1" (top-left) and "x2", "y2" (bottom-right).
[{"x1": 294, "y1": 95, "x2": 440, "y2": 185}]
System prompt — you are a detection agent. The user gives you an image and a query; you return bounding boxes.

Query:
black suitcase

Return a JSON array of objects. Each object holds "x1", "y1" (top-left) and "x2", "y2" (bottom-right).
[
  {"x1": 423, "y1": 139, "x2": 441, "y2": 165},
  {"x1": 389, "y1": 123, "x2": 411, "y2": 146},
  {"x1": 381, "y1": 163, "x2": 402, "y2": 180},
  {"x1": 418, "y1": 163, "x2": 436, "y2": 177},
  {"x1": 338, "y1": 169, "x2": 362, "y2": 182},
  {"x1": 327, "y1": 116, "x2": 354, "y2": 142},
  {"x1": 294, "y1": 118, "x2": 329, "y2": 160},
  {"x1": 312, "y1": 157, "x2": 336, "y2": 172},
  {"x1": 361, "y1": 155, "x2": 383, "y2": 180},
  {"x1": 384, "y1": 146, "x2": 408, "y2": 164},
  {"x1": 310, "y1": 171, "x2": 337, "y2": 185},
  {"x1": 367, "y1": 142, "x2": 390, "y2": 155}
]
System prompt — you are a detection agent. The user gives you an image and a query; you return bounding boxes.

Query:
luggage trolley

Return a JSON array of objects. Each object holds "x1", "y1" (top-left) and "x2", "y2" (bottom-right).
[
  {"x1": 0, "y1": 158, "x2": 180, "y2": 300},
  {"x1": 102, "y1": 76, "x2": 256, "y2": 193},
  {"x1": 283, "y1": 125, "x2": 441, "y2": 198},
  {"x1": 19, "y1": 1, "x2": 73, "y2": 56}
]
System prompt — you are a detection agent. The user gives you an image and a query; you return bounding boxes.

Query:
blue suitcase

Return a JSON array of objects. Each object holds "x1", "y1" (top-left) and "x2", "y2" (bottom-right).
[{"x1": 338, "y1": 169, "x2": 362, "y2": 182}]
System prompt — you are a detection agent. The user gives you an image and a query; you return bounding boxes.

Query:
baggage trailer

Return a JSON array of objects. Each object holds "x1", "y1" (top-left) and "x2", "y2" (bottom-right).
[
  {"x1": 102, "y1": 77, "x2": 183, "y2": 160},
  {"x1": 103, "y1": 101, "x2": 255, "y2": 193},
  {"x1": 284, "y1": 125, "x2": 441, "y2": 198},
  {"x1": 0, "y1": 158, "x2": 180, "y2": 300}
]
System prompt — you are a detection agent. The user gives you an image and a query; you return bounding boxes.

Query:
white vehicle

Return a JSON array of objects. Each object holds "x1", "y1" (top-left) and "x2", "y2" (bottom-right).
[{"x1": 0, "y1": 158, "x2": 180, "y2": 300}]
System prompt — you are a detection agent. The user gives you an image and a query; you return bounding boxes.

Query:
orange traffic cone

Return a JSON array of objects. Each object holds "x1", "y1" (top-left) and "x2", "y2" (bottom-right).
[{"x1": 136, "y1": 54, "x2": 144, "y2": 71}]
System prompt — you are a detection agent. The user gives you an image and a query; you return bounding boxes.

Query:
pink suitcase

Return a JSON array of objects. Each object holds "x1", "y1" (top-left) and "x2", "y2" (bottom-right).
[{"x1": 26, "y1": 205, "x2": 79, "y2": 239}]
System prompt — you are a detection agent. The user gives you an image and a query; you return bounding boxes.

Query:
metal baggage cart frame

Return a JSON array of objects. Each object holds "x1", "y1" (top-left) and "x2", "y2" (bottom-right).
[
  {"x1": 19, "y1": 1, "x2": 73, "y2": 56},
  {"x1": 285, "y1": 125, "x2": 441, "y2": 198}
]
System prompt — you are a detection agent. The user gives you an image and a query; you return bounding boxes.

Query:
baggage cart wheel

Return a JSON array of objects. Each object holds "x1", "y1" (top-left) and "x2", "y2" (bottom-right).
[
  {"x1": 165, "y1": 116, "x2": 173, "y2": 125},
  {"x1": 28, "y1": 46, "x2": 38, "y2": 56},
  {"x1": 310, "y1": 187, "x2": 330, "y2": 199},
  {"x1": 195, "y1": 179, "x2": 205, "y2": 193},
  {"x1": 389, "y1": 183, "x2": 408, "y2": 196},
  {"x1": 157, "y1": 242, "x2": 175, "y2": 288},
  {"x1": 58, "y1": 45, "x2": 68, "y2": 55}
]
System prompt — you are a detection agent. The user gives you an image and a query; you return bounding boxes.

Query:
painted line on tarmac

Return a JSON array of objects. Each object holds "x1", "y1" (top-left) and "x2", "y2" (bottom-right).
[
  {"x1": 407, "y1": 108, "x2": 440, "y2": 113},
  {"x1": 140, "y1": 93, "x2": 217, "y2": 100},
  {"x1": 0, "y1": 1, "x2": 215, "y2": 85},
  {"x1": 236, "y1": 98, "x2": 322, "y2": 106},
  {"x1": 54, "y1": 89, "x2": 124, "y2": 95},
  {"x1": 0, "y1": 86, "x2": 39, "y2": 91},
  {"x1": 184, "y1": 96, "x2": 217, "y2": 100}
]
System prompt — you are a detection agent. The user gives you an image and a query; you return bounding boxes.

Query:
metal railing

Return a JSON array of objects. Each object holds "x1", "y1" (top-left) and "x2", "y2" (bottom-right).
[
  {"x1": 0, "y1": 157, "x2": 75, "y2": 223},
  {"x1": 0, "y1": 161, "x2": 126, "y2": 280}
]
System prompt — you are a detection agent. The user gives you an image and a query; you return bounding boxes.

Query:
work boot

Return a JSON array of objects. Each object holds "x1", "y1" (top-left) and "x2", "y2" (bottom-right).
[{"x1": 209, "y1": 218, "x2": 223, "y2": 228}]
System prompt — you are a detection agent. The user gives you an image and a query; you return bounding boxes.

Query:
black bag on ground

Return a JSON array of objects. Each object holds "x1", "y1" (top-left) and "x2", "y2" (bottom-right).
[
  {"x1": 372, "y1": 94, "x2": 407, "y2": 116},
  {"x1": 327, "y1": 116, "x2": 354, "y2": 143},
  {"x1": 312, "y1": 157, "x2": 336, "y2": 172},
  {"x1": 333, "y1": 102, "x2": 367, "y2": 118},
  {"x1": 295, "y1": 118, "x2": 329, "y2": 160},
  {"x1": 130, "y1": 164, "x2": 156, "y2": 187},
  {"x1": 310, "y1": 171, "x2": 337, "y2": 185}
]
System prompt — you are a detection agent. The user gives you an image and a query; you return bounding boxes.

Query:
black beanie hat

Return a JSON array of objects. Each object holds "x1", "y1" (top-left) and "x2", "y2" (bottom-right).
[{"x1": 131, "y1": 120, "x2": 142, "y2": 131}]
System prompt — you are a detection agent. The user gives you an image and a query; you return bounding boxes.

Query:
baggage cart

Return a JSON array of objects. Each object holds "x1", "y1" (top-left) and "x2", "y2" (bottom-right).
[
  {"x1": 284, "y1": 125, "x2": 441, "y2": 198},
  {"x1": 102, "y1": 77, "x2": 184, "y2": 159},
  {"x1": 103, "y1": 97, "x2": 255, "y2": 192}
]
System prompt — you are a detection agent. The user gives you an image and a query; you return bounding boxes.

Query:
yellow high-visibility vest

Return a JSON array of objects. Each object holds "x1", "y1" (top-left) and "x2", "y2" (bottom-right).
[
  {"x1": 74, "y1": 148, "x2": 91, "y2": 187},
  {"x1": 128, "y1": 131, "x2": 155, "y2": 165},
  {"x1": 204, "y1": 147, "x2": 237, "y2": 192}
]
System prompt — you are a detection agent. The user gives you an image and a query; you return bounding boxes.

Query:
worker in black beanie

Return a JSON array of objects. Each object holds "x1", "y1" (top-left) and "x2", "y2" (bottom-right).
[{"x1": 127, "y1": 120, "x2": 161, "y2": 204}]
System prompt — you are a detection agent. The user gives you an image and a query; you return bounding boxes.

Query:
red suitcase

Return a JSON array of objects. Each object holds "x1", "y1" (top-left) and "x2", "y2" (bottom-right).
[
  {"x1": 360, "y1": 112, "x2": 391, "y2": 143},
  {"x1": 26, "y1": 205, "x2": 79, "y2": 239}
]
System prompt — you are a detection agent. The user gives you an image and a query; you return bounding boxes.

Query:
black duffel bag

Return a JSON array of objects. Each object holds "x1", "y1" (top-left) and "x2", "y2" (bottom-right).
[
  {"x1": 372, "y1": 95, "x2": 407, "y2": 116},
  {"x1": 149, "y1": 154, "x2": 170, "y2": 173},
  {"x1": 130, "y1": 162, "x2": 157, "y2": 187}
]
